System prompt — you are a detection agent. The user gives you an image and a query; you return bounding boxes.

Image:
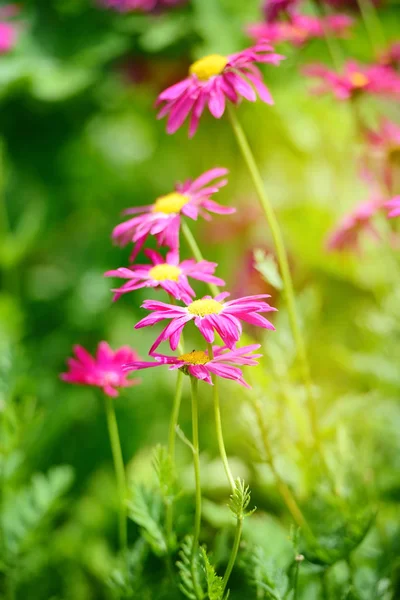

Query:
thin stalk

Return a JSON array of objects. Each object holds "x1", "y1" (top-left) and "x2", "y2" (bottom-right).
[
  {"x1": 207, "y1": 343, "x2": 235, "y2": 491},
  {"x1": 356, "y1": 0, "x2": 386, "y2": 55},
  {"x1": 189, "y1": 376, "x2": 203, "y2": 599},
  {"x1": 226, "y1": 105, "x2": 319, "y2": 449},
  {"x1": 252, "y1": 399, "x2": 316, "y2": 543},
  {"x1": 166, "y1": 368, "x2": 184, "y2": 545},
  {"x1": 222, "y1": 516, "x2": 242, "y2": 593},
  {"x1": 292, "y1": 556, "x2": 302, "y2": 600},
  {"x1": 182, "y1": 222, "x2": 219, "y2": 296},
  {"x1": 104, "y1": 395, "x2": 127, "y2": 552},
  {"x1": 314, "y1": 0, "x2": 343, "y2": 69}
]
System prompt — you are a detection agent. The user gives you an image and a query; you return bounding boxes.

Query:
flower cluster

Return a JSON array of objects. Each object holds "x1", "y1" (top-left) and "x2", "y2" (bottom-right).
[{"x1": 0, "y1": 4, "x2": 19, "y2": 54}]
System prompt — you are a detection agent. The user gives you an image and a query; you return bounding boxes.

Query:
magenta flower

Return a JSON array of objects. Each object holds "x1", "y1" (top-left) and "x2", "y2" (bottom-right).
[
  {"x1": 326, "y1": 199, "x2": 382, "y2": 253},
  {"x1": 61, "y1": 342, "x2": 140, "y2": 397},
  {"x1": 112, "y1": 167, "x2": 233, "y2": 259},
  {"x1": 247, "y1": 14, "x2": 352, "y2": 47},
  {"x1": 262, "y1": 0, "x2": 299, "y2": 23},
  {"x1": 123, "y1": 344, "x2": 262, "y2": 388},
  {"x1": 380, "y1": 42, "x2": 400, "y2": 70},
  {"x1": 304, "y1": 60, "x2": 400, "y2": 100},
  {"x1": 135, "y1": 292, "x2": 277, "y2": 354},
  {"x1": 99, "y1": 0, "x2": 185, "y2": 12},
  {"x1": 105, "y1": 249, "x2": 225, "y2": 303},
  {"x1": 156, "y1": 42, "x2": 285, "y2": 137},
  {"x1": 385, "y1": 196, "x2": 400, "y2": 218}
]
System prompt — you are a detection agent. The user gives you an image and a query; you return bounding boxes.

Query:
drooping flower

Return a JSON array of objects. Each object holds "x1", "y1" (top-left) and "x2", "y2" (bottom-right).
[
  {"x1": 326, "y1": 199, "x2": 382, "y2": 252},
  {"x1": 61, "y1": 342, "x2": 140, "y2": 397},
  {"x1": 112, "y1": 168, "x2": 233, "y2": 259},
  {"x1": 247, "y1": 14, "x2": 352, "y2": 47},
  {"x1": 124, "y1": 344, "x2": 262, "y2": 388},
  {"x1": 156, "y1": 41, "x2": 285, "y2": 137},
  {"x1": 385, "y1": 196, "x2": 400, "y2": 218},
  {"x1": 262, "y1": 0, "x2": 299, "y2": 23},
  {"x1": 304, "y1": 60, "x2": 400, "y2": 100},
  {"x1": 105, "y1": 249, "x2": 225, "y2": 303},
  {"x1": 135, "y1": 292, "x2": 277, "y2": 353},
  {"x1": 99, "y1": 0, "x2": 186, "y2": 13}
]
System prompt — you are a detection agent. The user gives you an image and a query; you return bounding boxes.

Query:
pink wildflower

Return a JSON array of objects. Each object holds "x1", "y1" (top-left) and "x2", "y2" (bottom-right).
[
  {"x1": 105, "y1": 249, "x2": 225, "y2": 303},
  {"x1": 156, "y1": 41, "x2": 285, "y2": 137},
  {"x1": 61, "y1": 342, "x2": 140, "y2": 397},
  {"x1": 123, "y1": 344, "x2": 262, "y2": 388},
  {"x1": 326, "y1": 199, "x2": 381, "y2": 253},
  {"x1": 304, "y1": 60, "x2": 400, "y2": 100},
  {"x1": 0, "y1": 5, "x2": 19, "y2": 55},
  {"x1": 380, "y1": 42, "x2": 400, "y2": 70},
  {"x1": 112, "y1": 168, "x2": 233, "y2": 259},
  {"x1": 385, "y1": 196, "x2": 400, "y2": 218},
  {"x1": 247, "y1": 14, "x2": 352, "y2": 47},
  {"x1": 135, "y1": 292, "x2": 277, "y2": 354},
  {"x1": 99, "y1": 0, "x2": 185, "y2": 12},
  {"x1": 262, "y1": 0, "x2": 299, "y2": 22}
]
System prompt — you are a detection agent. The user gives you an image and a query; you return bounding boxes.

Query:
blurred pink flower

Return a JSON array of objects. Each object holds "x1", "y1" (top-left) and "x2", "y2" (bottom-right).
[
  {"x1": 323, "y1": 0, "x2": 382, "y2": 9},
  {"x1": 262, "y1": 0, "x2": 299, "y2": 22},
  {"x1": 385, "y1": 196, "x2": 400, "y2": 218},
  {"x1": 124, "y1": 344, "x2": 262, "y2": 388},
  {"x1": 61, "y1": 342, "x2": 140, "y2": 397},
  {"x1": 156, "y1": 42, "x2": 284, "y2": 137},
  {"x1": 100, "y1": 0, "x2": 186, "y2": 12},
  {"x1": 112, "y1": 168, "x2": 233, "y2": 260},
  {"x1": 105, "y1": 249, "x2": 225, "y2": 303},
  {"x1": 380, "y1": 41, "x2": 400, "y2": 69},
  {"x1": 247, "y1": 14, "x2": 352, "y2": 47},
  {"x1": 135, "y1": 292, "x2": 276, "y2": 353},
  {"x1": 304, "y1": 60, "x2": 400, "y2": 100},
  {"x1": 0, "y1": 4, "x2": 19, "y2": 54},
  {"x1": 364, "y1": 119, "x2": 400, "y2": 191},
  {"x1": 326, "y1": 199, "x2": 382, "y2": 252}
]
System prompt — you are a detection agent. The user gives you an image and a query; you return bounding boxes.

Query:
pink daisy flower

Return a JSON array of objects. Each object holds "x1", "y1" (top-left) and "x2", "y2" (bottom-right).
[
  {"x1": 385, "y1": 196, "x2": 400, "y2": 218},
  {"x1": 123, "y1": 344, "x2": 262, "y2": 388},
  {"x1": 156, "y1": 41, "x2": 285, "y2": 137},
  {"x1": 304, "y1": 60, "x2": 400, "y2": 100},
  {"x1": 326, "y1": 199, "x2": 382, "y2": 253},
  {"x1": 99, "y1": 0, "x2": 185, "y2": 12},
  {"x1": 105, "y1": 248, "x2": 225, "y2": 303},
  {"x1": 61, "y1": 342, "x2": 140, "y2": 397},
  {"x1": 247, "y1": 14, "x2": 352, "y2": 47},
  {"x1": 135, "y1": 292, "x2": 277, "y2": 354},
  {"x1": 112, "y1": 167, "x2": 233, "y2": 260}
]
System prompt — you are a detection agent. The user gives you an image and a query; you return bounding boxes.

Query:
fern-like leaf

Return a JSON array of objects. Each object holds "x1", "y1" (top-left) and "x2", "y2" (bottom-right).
[
  {"x1": 177, "y1": 535, "x2": 205, "y2": 600},
  {"x1": 2, "y1": 465, "x2": 74, "y2": 558},
  {"x1": 243, "y1": 545, "x2": 289, "y2": 600},
  {"x1": 152, "y1": 444, "x2": 177, "y2": 501},
  {"x1": 127, "y1": 484, "x2": 167, "y2": 556},
  {"x1": 200, "y1": 547, "x2": 224, "y2": 600},
  {"x1": 228, "y1": 478, "x2": 256, "y2": 520}
]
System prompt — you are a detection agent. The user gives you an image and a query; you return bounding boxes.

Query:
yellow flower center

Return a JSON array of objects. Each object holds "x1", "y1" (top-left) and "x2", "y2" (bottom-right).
[
  {"x1": 349, "y1": 72, "x2": 369, "y2": 88},
  {"x1": 152, "y1": 192, "x2": 189, "y2": 215},
  {"x1": 189, "y1": 54, "x2": 228, "y2": 81},
  {"x1": 148, "y1": 264, "x2": 181, "y2": 282},
  {"x1": 178, "y1": 350, "x2": 209, "y2": 365},
  {"x1": 187, "y1": 298, "x2": 223, "y2": 317}
]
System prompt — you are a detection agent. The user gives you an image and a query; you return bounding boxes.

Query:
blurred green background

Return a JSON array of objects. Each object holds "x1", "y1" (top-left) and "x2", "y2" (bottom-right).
[{"x1": 1, "y1": 0, "x2": 400, "y2": 598}]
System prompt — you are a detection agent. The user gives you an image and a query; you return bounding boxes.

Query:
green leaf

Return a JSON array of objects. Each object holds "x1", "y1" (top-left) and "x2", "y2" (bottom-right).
[
  {"x1": 243, "y1": 545, "x2": 289, "y2": 600},
  {"x1": 127, "y1": 484, "x2": 167, "y2": 556},
  {"x1": 228, "y1": 479, "x2": 256, "y2": 520},
  {"x1": 2, "y1": 466, "x2": 74, "y2": 557},
  {"x1": 176, "y1": 536, "x2": 205, "y2": 600},
  {"x1": 200, "y1": 547, "x2": 224, "y2": 600},
  {"x1": 253, "y1": 249, "x2": 283, "y2": 291},
  {"x1": 152, "y1": 444, "x2": 177, "y2": 501}
]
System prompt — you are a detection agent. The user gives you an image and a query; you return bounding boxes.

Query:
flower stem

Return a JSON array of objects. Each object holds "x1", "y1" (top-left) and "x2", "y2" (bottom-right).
[
  {"x1": 166, "y1": 368, "x2": 184, "y2": 545},
  {"x1": 222, "y1": 516, "x2": 242, "y2": 593},
  {"x1": 252, "y1": 398, "x2": 316, "y2": 544},
  {"x1": 104, "y1": 395, "x2": 127, "y2": 552},
  {"x1": 226, "y1": 104, "x2": 319, "y2": 449},
  {"x1": 182, "y1": 221, "x2": 219, "y2": 296},
  {"x1": 189, "y1": 376, "x2": 203, "y2": 598},
  {"x1": 207, "y1": 343, "x2": 235, "y2": 491},
  {"x1": 356, "y1": 0, "x2": 386, "y2": 55}
]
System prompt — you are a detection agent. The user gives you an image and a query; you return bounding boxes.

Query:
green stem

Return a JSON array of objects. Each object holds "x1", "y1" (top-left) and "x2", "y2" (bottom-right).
[
  {"x1": 314, "y1": 1, "x2": 343, "y2": 69},
  {"x1": 226, "y1": 105, "x2": 319, "y2": 448},
  {"x1": 104, "y1": 395, "x2": 127, "y2": 552},
  {"x1": 182, "y1": 222, "x2": 219, "y2": 296},
  {"x1": 292, "y1": 556, "x2": 302, "y2": 600},
  {"x1": 189, "y1": 376, "x2": 203, "y2": 599},
  {"x1": 252, "y1": 399, "x2": 316, "y2": 544},
  {"x1": 166, "y1": 369, "x2": 184, "y2": 545},
  {"x1": 207, "y1": 344, "x2": 235, "y2": 491},
  {"x1": 222, "y1": 517, "x2": 242, "y2": 593},
  {"x1": 356, "y1": 0, "x2": 386, "y2": 55}
]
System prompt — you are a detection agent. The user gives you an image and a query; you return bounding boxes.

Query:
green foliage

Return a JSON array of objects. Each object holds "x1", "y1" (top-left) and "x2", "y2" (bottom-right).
[
  {"x1": 127, "y1": 484, "x2": 167, "y2": 557},
  {"x1": 254, "y1": 249, "x2": 283, "y2": 291},
  {"x1": 242, "y1": 545, "x2": 289, "y2": 600},
  {"x1": 177, "y1": 536, "x2": 205, "y2": 600},
  {"x1": 200, "y1": 547, "x2": 224, "y2": 600},
  {"x1": 228, "y1": 478, "x2": 256, "y2": 521},
  {"x1": 152, "y1": 444, "x2": 177, "y2": 502}
]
